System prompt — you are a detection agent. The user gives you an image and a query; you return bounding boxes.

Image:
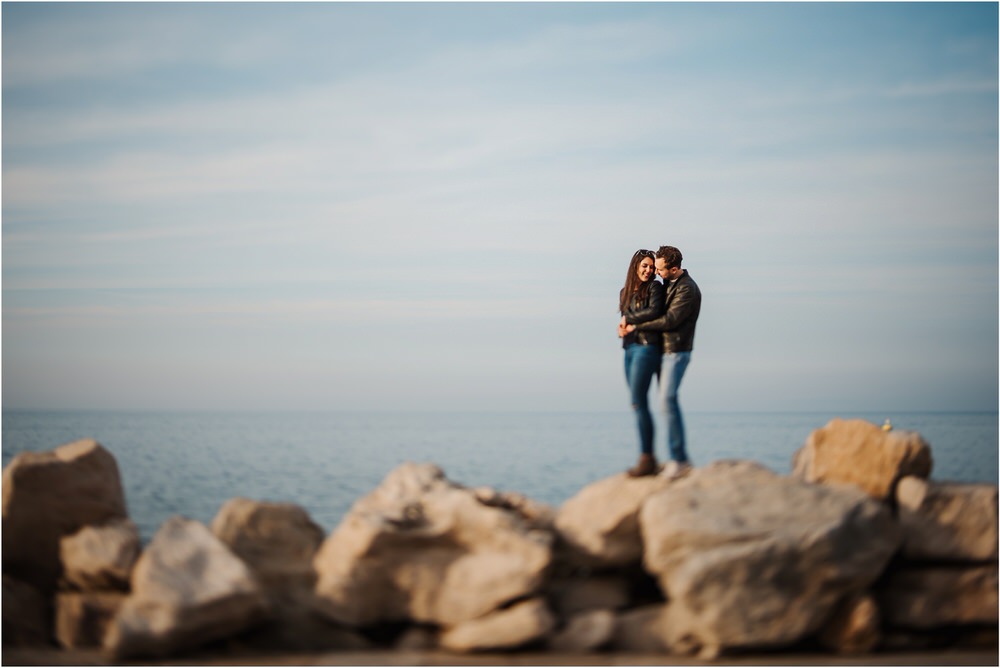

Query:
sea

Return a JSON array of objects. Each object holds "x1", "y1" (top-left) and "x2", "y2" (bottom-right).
[{"x1": 2, "y1": 410, "x2": 997, "y2": 542}]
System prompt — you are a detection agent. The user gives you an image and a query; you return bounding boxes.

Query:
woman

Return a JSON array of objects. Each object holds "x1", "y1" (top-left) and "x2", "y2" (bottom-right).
[{"x1": 618, "y1": 249, "x2": 665, "y2": 477}]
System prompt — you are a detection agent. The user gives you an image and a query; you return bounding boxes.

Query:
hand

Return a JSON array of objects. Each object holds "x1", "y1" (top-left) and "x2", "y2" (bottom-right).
[
  {"x1": 624, "y1": 324, "x2": 636, "y2": 335},
  {"x1": 617, "y1": 323, "x2": 628, "y2": 338}
]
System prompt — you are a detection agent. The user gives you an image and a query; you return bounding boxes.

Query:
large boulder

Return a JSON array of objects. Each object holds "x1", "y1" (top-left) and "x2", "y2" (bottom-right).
[
  {"x1": 640, "y1": 460, "x2": 901, "y2": 657},
  {"x1": 896, "y1": 477, "x2": 998, "y2": 562},
  {"x1": 2, "y1": 439, "x2": 129, "y2": 592},
  {"x1": 210, "y1": 498, "x2": 355, "y2": 652},
  {"x1": 60, "y1": 519, "x2": 140, "y2": 592},
  {"x1": 313, "y1": 462, "x2": 553, "y2": 627},
  {"x1": 877, "y1": 565, "x2": 998, "y2": 629},
  {"x1": 210, "y1": 497, "x2": 325, "y2": 594},
  {"x1": 554, "y1": 472, "x2": 670, "y2": 568},
  {"x1": 104, "y1": 516, "x2": 268, "y2": 660},
  {"x1": 792, "y1": 418, "x2": 932, "y2": 500}
]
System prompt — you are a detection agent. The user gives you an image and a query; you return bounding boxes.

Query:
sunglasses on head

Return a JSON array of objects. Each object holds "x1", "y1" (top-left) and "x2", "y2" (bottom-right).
[{"x1": 633, "y1": 249, "x2": 653, "y2": 258}]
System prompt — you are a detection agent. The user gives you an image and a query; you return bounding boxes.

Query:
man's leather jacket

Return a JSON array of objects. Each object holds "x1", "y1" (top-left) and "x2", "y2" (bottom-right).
[{"x1": 627, "y1": 270, "x2": 701, "y2": 353}]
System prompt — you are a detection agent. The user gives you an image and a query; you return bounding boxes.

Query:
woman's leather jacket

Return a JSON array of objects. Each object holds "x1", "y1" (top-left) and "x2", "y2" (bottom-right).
[{"x1": 620, "y1": 279, "x2": 665, "y2": 349}]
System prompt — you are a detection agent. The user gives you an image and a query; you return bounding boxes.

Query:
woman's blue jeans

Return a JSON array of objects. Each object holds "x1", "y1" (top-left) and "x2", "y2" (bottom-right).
[{"x1": 624, "y1": 343, "x2": 662, "y2": 456}]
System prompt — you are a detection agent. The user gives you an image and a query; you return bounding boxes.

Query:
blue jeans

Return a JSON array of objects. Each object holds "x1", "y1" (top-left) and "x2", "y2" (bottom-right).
[
  {"x1": 659, "y1": 351, "x2": 692, "y2": 463},
  {"x1": 624, "y1": 343, "x2": 662, "y2": 456}
]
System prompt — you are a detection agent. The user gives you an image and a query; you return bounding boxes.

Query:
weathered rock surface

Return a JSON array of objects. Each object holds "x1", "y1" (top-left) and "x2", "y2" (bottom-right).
[
  {"x1": 2, "y1": 575, "x2": 51, "y2": 647},
  {"x1": 792, "y1": 418, "x2": 932, "y2": 500},
  {"x1": 817, "y1": 593, "x2": 881, "y2": 655},
  {"x1": 896, "y1": 477, "x2": 998, "y2": 562},
  {"x1": 104, "y1": 516, "x2": 267, "y2": 660},
  {"x1": 2, "y1": 439, "x2": 129, "y2": 592},
  {"x1": 878, "y1": 565, "x2": 998, "y2": 629},
  {"x1": 211, "y1": 497, "x2": 324, "y2": 593},
  {"x1": 438, "y1": 598, "x2": 555, "y2": 652},
  {"x1": 548, "y1": 608, "x2": 615, "y2": 652},
  {"x1": 313, "y1": 462, "x2": 552, "y2": 627},
  {"x1": 554, "y1": 472, "x2": 670, "y2": 568},
  {"x1": 473, "y1": 486, "x2": 556, "y2": 532},
  {"x1": 55, "y1": 592, "x2": 125, "y2": 649},
  {"x1": 60, "y1": 519, "x2": 140, "y2": 592},
  {"x1": 641, "y1": 460, "x2": 901, "y2": 656}
]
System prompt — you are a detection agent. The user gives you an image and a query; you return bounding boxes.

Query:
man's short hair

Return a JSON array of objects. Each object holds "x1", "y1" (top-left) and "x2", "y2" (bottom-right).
[{"x1": 656, "y1": 246, "x2": 683, "y2": 269}]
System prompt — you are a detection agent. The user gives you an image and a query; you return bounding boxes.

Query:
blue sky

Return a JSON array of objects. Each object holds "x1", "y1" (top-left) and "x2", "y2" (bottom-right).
[{"x1": 3, "y1": 2, "x2": 997, "y2": 412}]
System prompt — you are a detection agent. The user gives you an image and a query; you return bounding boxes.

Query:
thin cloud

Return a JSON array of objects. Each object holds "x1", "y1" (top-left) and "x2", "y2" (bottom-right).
[
  {"x1": 885, "y1": 78, "x2": 998, "y2": 98},
  {"x1": 3, "y1": 3, "x2": 996, "y2": 412}
]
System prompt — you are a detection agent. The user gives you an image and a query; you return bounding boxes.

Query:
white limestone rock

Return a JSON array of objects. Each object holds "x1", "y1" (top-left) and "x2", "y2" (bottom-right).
[
  {"x1": 104, "y1": 516, "x2": 267, "y2": 659},
  {"x1": 313, "y1": 462, "x2": 553, "y2": 627},
  {"x1": 641, "y1": 460, "x2": 900, "y2": 655}
]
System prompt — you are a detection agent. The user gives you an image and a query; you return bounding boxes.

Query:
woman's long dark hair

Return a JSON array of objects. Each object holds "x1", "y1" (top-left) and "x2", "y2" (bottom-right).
[{"x1": 619, "y1": 249, "x2": 655, "y2": 314}]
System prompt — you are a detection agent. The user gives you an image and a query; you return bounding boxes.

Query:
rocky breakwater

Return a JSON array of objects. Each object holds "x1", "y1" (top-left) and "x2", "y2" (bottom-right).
[{"x1": 2, "y1": 419, "x2": 997, "y2": 662}]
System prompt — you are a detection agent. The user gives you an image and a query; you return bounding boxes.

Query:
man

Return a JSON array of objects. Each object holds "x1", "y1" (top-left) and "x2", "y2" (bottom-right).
[{"x1": 623, "y1": 245, "x2": 701, "y2": 481}]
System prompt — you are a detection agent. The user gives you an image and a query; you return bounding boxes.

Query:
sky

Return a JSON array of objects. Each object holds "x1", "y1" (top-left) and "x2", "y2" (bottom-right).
[{"x1": 2, "y1": 2, "x2": 997, "y2": 413}]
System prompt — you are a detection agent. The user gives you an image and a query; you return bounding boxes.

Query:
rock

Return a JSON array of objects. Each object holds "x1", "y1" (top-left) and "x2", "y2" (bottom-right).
[
  {"x1": 54, "y1": 592, "x2": 125, "y2": 649},
  {"x1": 438, "y1": 598, "x2": 555, "y2": 652},
  {"x1": 2, "y1": 439, "x2": 129, "y2": 592},
  {"x1": 640, "y1": 460, "x2": 901, "y2": 654},
  {"x1": 211, "y1": 497, "x2": 325, "y2": 594},
  {"x1": 313, "y1": 462, "x2": 552, "y2": 627},
  {"x1": 877, "y1": 565, "x2": 998, "y2": 629},
  {"x1": 2, "y1": 575, "x2": 51, "y2": 647},
  {"x1": 817, "y1": 593, "x2": 881, "y2": 655},
  {"x1": 896, "y1": 477, "x2": 998, "y2": 562},
  {"x1": 548, "y1": 608, "x2": 615, "y2": 652},
  {"x1": 546, "y1": 575, "x2": 629, "y2": 618},
  {"x1": 609, "y1": 604, "x2": 667, "y2": 652},
  {"x1": 792, "y1": 418, "x2": 932, "y2": 500},
  {"x1": 104, "y1": 516, "x2": 268, "y2": 660},
  {"x1": 60, "y1": 519, "x2": 140, "y2": 592},
  {"x1": 210, "y1": 500, "x2": 349, "y2": 652},
  {"x1": 554, "y1": 472, "x2": 670, "y2": 568}
]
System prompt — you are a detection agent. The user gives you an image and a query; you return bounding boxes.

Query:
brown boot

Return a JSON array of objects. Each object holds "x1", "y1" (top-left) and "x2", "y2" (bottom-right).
[{"x1": 627, "y1": 453, "x2": 658, "y2": 477}]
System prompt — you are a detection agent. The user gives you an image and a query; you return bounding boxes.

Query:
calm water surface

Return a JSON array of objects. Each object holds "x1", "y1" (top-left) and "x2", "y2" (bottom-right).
[{"x1": 3, "y1": 410, "x2": 996, "y2": 541}]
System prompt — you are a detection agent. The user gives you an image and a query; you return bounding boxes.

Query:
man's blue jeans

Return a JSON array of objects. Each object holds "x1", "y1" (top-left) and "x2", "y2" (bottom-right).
[
  {"x1": 659, "y1": 351, "x2": 692, "y2": 463},
  {"x1": 624, "y1": 343, "x2": 661, "y2": 456}
]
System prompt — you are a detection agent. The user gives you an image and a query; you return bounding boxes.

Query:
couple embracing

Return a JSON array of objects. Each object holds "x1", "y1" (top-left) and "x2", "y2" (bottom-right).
[{"x1": 618, "y1": 246, "x2": 702, "y2": 481}]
